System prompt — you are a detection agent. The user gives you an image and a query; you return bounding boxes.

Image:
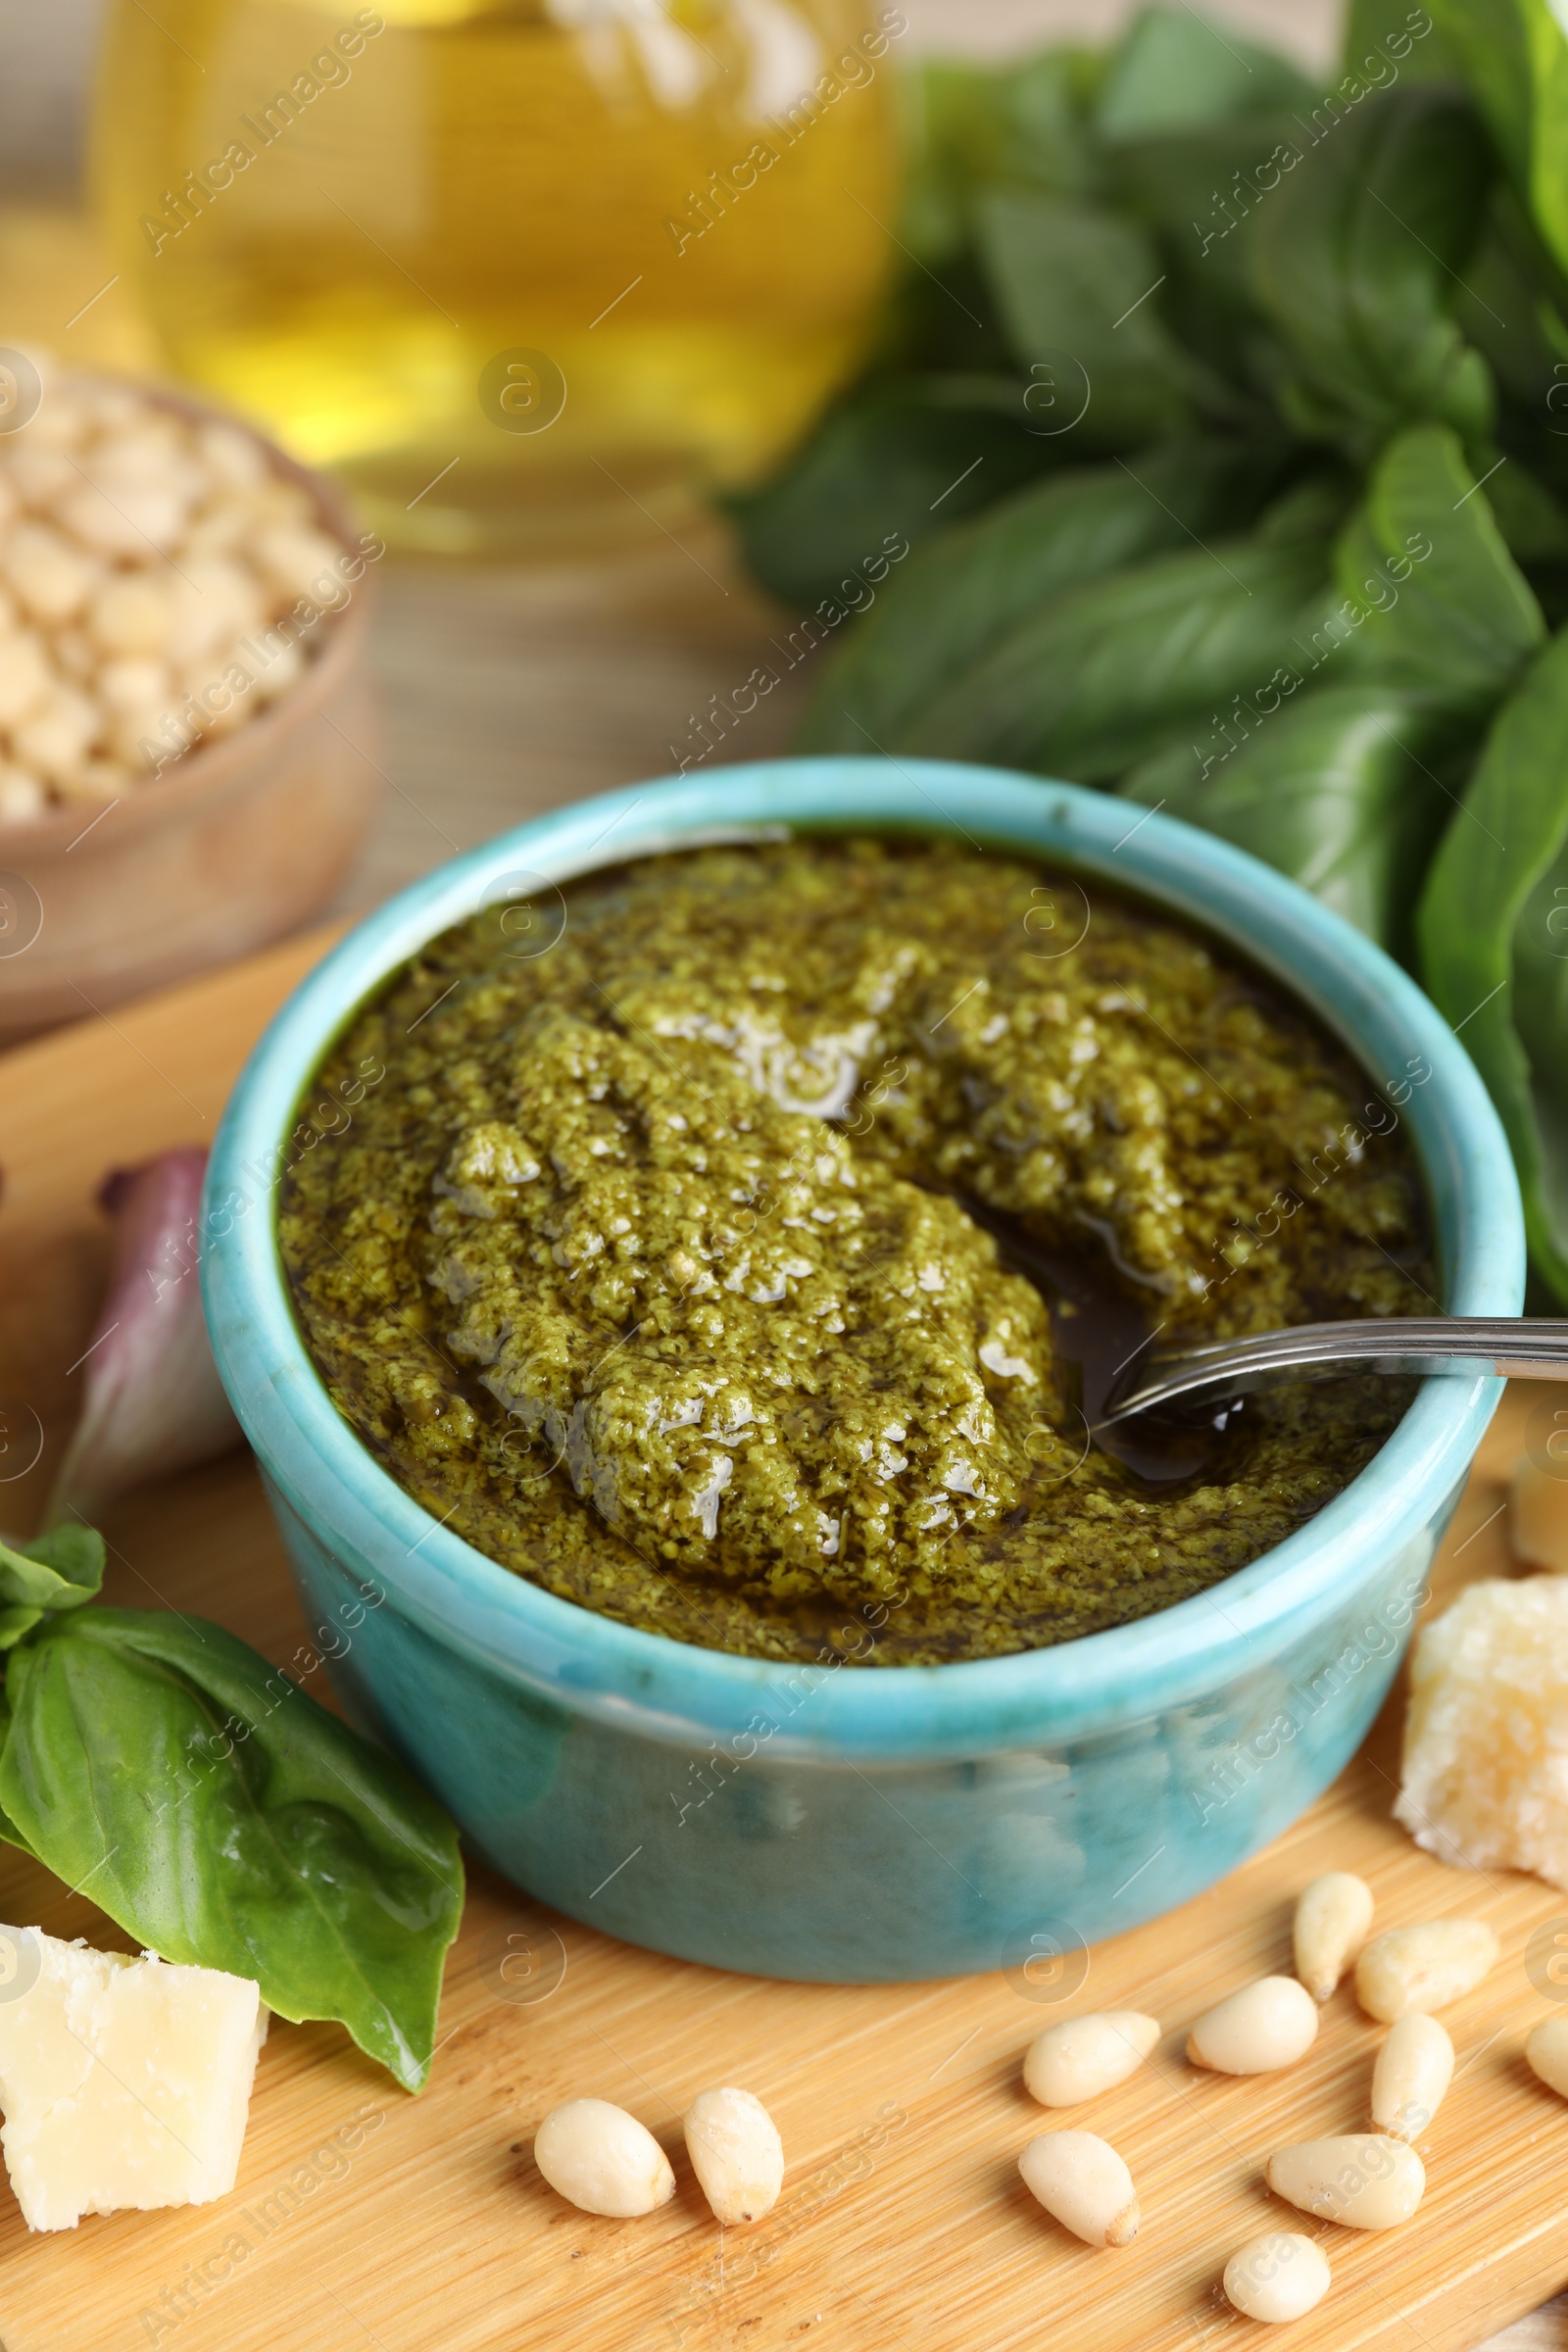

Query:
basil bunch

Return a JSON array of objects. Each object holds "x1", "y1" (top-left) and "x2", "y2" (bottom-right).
[
  {"x1": 0, "y1": 1526, "x2": 463, "y2": 2093},
  {"x1": 728, "y1": 0, "x2": 1568, "y2": 1303}
]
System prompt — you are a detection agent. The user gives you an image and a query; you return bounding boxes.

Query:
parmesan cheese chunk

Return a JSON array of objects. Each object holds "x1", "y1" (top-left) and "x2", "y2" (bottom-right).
[
  {"x1": 1396, "y1": 1578, "x2": 1568, "y2": 1889},
  {"x1": 0, "y1": 1925, "x2": 267, "y2": 2230}
]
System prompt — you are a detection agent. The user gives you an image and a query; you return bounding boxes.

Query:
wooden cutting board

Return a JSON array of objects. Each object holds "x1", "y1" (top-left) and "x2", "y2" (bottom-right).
[{"x1": 0, "y1": 933, "x2": 1564, "y2": 2352}]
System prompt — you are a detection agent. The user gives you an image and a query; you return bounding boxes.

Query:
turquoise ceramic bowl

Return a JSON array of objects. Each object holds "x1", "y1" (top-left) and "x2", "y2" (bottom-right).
[{"x1": 202, "y1": 760, "x2": 1524, "y2": 1984}]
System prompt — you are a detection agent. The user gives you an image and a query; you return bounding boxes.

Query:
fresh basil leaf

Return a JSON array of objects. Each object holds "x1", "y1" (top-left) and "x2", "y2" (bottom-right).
[
  {"x1": 0, "y1": 1609, "x2": 464, "y2": 2092},
  {"x1": 21, "y1": 1523, "x2": 105, "y2": 1589},
  {"x1": 1418, "y1": 624, "x2": 1568, "y2": 1302},
  {"x1": 1106, "y1": 117, "x2": 1315, "y2": 381},
  {"x1": 1332, "y1": 423, "x2": 1545, "y2": 706},
  {"x1": 975, "y1": 188, "x2": 1234, "y2": 440},
  {"x1": 901, "y1": 530, "x2": 1333, "y2": 778},
  {"x1": 0, "y1": 1608, "x2": 42, "y2": 1654},
  {"x1": 721, "y1": 375, "x2": 1055, "y2": 610},
  {"x1": 1515, "y1": 848, "x2": 1568, "y2": 1126},
  {"x1": 902, "y1": 58, "x2": 1012, "y2": 264},
  {"x1": 798, "y1": 439, "x2": 1292, "y2": 754},
  {"x1": 1247, "y1": 85, "x2": 1495, "y2": 457},
  {"x1": 0, "y1": 1685, "x2": 36, "y2": 1856},
  {"x1": 1446, "y1": 193, "x2": 1568, "y2": 617},
  {"x1": 1427, "y1": 0, "x2": 1568, "y2": 277},
  {"x1": 1342, "y1": 0, "x2": 1464, "y2": 89},
  {"x1": 1426, "y1": 0, "x2": 1534, "y2": 183},
  {"x1": 1484, "y1": 457, "x2": 1568, "y2": 630},
  {"x1": 876, "y1": 253, "x2": 1014, "y2": 379},
  {"x1": 1449, "y1": 187, "x2": 1568, "y2": 416},
  {"x1": 1094, "y1": 6, "x2": 1314, "y2": 143},
  {"x1": 0, "y1": 1524, "x2": 104, "y2": 1612},
  {"x1": 1256, "y1": 472, "x2": 1361, "y2": 546},
  {"x1": 902, "y1": 49, "x2": 1101, "y2": 267},
  {"x1": 882, "y1": 60, "x2": 1034, "y2": 376},
  {"x1": 1002, "y1": 47, "x2": 1104, "y2": 185},
  {"x1": 1120, "y1": 682, "x2": 1458, "y2": 954}
]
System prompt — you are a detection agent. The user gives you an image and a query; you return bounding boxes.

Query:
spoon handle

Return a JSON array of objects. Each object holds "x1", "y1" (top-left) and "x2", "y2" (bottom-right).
[{"x1": 1104, "y1": 1317, "x2": 1568, "y2": 1423}]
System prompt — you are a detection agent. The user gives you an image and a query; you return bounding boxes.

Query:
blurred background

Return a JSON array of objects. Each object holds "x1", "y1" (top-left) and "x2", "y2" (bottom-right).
[{"x1": 0, "y1": 0, "x2": 1342, "y2": 922}]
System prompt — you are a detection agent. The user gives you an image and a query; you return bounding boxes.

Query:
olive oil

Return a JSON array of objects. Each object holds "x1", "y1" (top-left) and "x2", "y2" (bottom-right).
[{"x1": 91, "y1": 0, "x2": 901, "y2": 552}]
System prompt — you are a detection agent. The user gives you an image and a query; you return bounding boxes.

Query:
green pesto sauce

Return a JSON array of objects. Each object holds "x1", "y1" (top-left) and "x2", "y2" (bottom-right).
[{"x1": 278, "y1": 837, "x2": 1431, "y2": 1667}]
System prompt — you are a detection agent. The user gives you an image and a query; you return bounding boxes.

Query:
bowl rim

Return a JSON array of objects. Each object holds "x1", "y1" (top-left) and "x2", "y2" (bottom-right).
[
  {"x1": 202, "y1": 760, "x2": 1525, "y2": 1761},
  {"x1": 0, "y1": 372, "x2": 378, "y2": 857}
]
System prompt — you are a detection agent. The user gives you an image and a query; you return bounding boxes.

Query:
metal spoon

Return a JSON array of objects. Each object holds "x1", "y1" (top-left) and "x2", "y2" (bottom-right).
[
  {"x1": 1102, "y1": 1318, "x2": 1568, "y2": 1426},
  {"x1": 934, "y1": 1186, "x2": 1568, "y2": 1432}
]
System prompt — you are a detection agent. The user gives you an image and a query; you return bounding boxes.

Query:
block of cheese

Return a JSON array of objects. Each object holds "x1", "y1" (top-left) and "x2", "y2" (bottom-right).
[
  {"x1": 0, "y1": 1926, "x2": 267, "y2": 2230},
  {"x1": 1396, "y1": 1578, "x2": 1568, "y2": 1888}
]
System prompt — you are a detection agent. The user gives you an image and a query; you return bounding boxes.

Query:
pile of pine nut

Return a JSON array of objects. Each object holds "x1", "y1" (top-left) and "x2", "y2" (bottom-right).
[
  {"x1": 1016, "y1": 1873, "x2": 1550, "y2": 2324},
  {"x1": 534, "y1": 2084, "x2": 784, "y2": 2225},
  {"x1": 527, "y1": 1880, "x2": 1555, "y2": 2329},
  {"x1": 0, "y1": 357, "x2": 353, "y2": 822}
]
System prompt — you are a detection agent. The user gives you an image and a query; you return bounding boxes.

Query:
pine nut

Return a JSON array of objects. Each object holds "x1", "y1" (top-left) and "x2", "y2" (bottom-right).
[
  {"x1": 183, "y1": 500, "x2": 254, "y2": 559},
  {"x1": 1187, "y1": 1977, "x2": 1318, "y2": 2075},
  {"x1": 1371, "y1": 2013, "x2": 1452, "y2": 2140},
  {"x1": 110, "y1": 707, "x2": 175, "y2": 770},
  {"x1": 1526, "y1": 2015, "x2": 1568, "y2": 2099},
  {"x1": 255, "y1": 522, "x2": 345, "y2": 601},
  {"x1": 1266, "y1": 2134, "x2": 1424, "y2": 2229},
  {"x1": 172, "y1": 557, "x2": 265, "y2": 652},
  {"x1": 6, "y1": 450, "x2": 74, "y2": 510},
  {"x1": 84, "y1": 385, "x2": 142, "y2": 432},
  {"x1": 56, "y1": 757, "x2": 127, "y2": 805},
  {"x1": 239, "y1": 474, "x2": 318, "y2": 529},
  {"x1": 26, "y1": 391, "x2": 89, "y2": 453},
  {"x1": 14, "y1": 689, "x2": 98, "y2": 785},
  {"x1": 682, "y1": 2086, "x2": 783, "y2": 2224},
  {"x1": 533, "y1": 2098, "x2": 676, "y2": 2217},
  {"x1": 197, "y1": 419, "x2": 270, "y2": 491},
  {"x1": 52, "y1": 629, "x2": 95, "y2": 684},
  {"x1": 1294, "y1": 1872, "x2": 1373, "y2": 2000},
  {"x1": 2, "y1": 523, "x2": 98, "y2": 624},
  {"x1": 0, "y1": 634, "x2": 51, "y2": 728},
  {"x1": 0, "y1": 365, "x2": 361, "y2": 820},
  {"x1": 98, "y1": 658, "x2": 171, "y2": 717},
  {"x1": 1354, "y1": 1920, "x2": 1498, "y2": 2021},
  {"x1": 1023, "y1": 2011, "x2": 1160, "y2": 2106},
  {"x1": 92, "y1": 425, "x2": 197, "y2": 496},
  {"x1": 89, "y1": 576, "x2": 172, "y2": 658},
  {"x1": 58, "y1": 481, "x2": 188, "y2": 558},
  {"x1": 251, "y1": 638, "x2": 305, "y2": 702},
  {"x1": 1223, "y1": 2230, "x2": 1332, "y2": 2322},
  {"x1": 1018, "y1": 2130, "x2": 1139, "y2": 2246},
  {"x1": 0, "y1": 768, "x2": 43, "y2": 823}
]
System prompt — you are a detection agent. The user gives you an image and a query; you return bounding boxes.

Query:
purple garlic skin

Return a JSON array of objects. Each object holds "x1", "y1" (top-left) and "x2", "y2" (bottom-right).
[{"x1": 47, "y1": 1147, "x2": 242, "y2": 1526}]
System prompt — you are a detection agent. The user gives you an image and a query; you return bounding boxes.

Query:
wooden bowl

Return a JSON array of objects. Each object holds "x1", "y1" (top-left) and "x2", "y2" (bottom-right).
[{"x1": 0, "y1": 388, "x2": 381, "y2": 1047}]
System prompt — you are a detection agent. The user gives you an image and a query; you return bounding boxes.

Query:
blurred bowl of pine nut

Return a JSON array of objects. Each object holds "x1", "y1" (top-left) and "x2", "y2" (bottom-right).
[{"x1": 0, "y1": 350, "x2": 381, "y2": 1046}]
